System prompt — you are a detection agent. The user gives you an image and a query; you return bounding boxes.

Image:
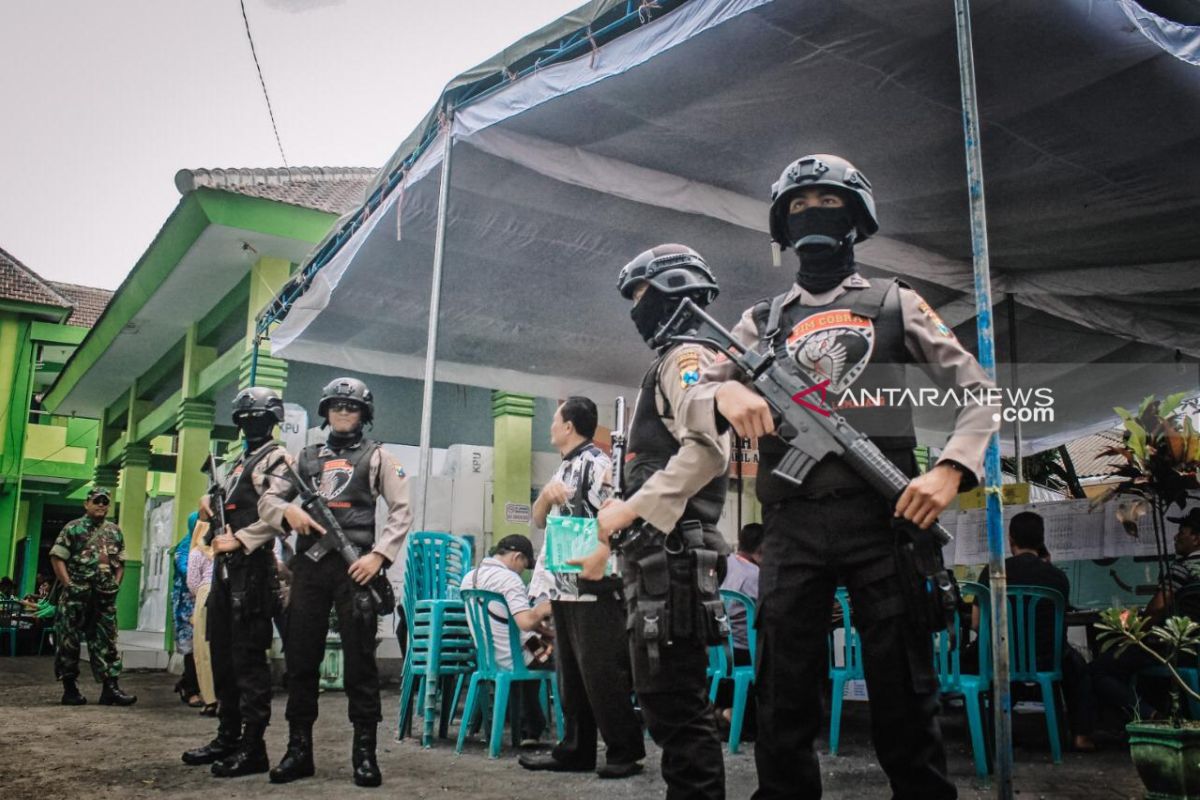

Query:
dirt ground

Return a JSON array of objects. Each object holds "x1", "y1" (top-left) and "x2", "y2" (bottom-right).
[{"x1": 0, "y1": 657, "x2": 1146, "y2": 799}]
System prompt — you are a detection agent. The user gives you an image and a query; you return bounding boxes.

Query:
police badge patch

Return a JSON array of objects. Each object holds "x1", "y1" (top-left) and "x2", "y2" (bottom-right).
[{"x1": 677, "y1": 350, "x2": 701, "y2": 389}]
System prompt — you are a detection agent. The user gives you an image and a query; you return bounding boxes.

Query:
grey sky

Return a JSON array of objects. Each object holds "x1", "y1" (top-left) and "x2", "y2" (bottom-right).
[{"x1": 0, "y1": 0, "x2": 582, "y2": 289}]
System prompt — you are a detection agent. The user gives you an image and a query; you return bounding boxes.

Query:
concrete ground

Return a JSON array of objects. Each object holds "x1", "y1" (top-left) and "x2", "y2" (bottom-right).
[{"x1": 0, "y1": 657, "x2": 1145, "y2": 799}]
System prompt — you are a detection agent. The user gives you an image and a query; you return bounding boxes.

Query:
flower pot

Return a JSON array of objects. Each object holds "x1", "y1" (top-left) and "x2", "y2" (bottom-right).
[{"x1": 1127, "y1": 721, "x2": 1200, "y2": 799}]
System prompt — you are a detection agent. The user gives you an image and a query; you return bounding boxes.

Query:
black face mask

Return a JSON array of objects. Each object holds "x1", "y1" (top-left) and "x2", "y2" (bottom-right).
[
  {"x1": 326, "y1": 427, "x2": 363, "y2": 450},
  {"x1": 788, "y1": 208, "x2": 858, "y2": 293},
  {"x1": 237, "y1": 414, "x2": 275, "y2": 448},
  {"x1": 630, "y1": 287, "x2": 678, "y2": 346}
]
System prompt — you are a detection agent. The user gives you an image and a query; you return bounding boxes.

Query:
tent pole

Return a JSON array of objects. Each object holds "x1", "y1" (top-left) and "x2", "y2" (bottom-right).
[
  {"x1": 417, "y1": 112, "x2": 455, "y2": 532},
  {"x1": 249, "y1": 335, "x2": 260, "y2": 387},
  {"x1": 953, "y1": 2, "x2": 1012, "y2": 797},
  {"x1": 1007, "y1": 294, "x2": 1023, "y2": 482}
]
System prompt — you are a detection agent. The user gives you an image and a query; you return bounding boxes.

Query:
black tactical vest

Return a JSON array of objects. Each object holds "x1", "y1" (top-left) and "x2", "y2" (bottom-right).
[
  {"x1": 298, "y1": 439, "x2": 381, "y2": 546},
  {"x1": 626, "y1": 345, "x2": 729, "y2": 526},
  {"x1": 223, "y1": 443, "x2": 285, "y2": 533},
  {"x1": 756, "y1": 279, "x2": 918, "y2": 503}
]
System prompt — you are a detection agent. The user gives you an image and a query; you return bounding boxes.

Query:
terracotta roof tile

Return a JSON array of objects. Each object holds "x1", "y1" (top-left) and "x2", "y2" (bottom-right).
[
  {"x1": 1064, "y1": 429, "x2": 1126, "y2": 479},
  {"x1": 47, "y1": 281, "x2": 114, "y2": 328},
  {"x1": 0, "y1": 247, "x2": 71, "y2": 312},
  {"x1": 174, "y1": 167, "x2": 376, "y2": 215}
]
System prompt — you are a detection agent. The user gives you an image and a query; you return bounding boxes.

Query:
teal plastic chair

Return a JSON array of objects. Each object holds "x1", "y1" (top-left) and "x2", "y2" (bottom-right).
[
  {"x1": 1136, "y1": 583, "x2": 1200, "y2": 719},
  {"x1": 1006, "y1": 585, "x2": 1067, "y2": 764},
  {"x1": 711, "y1": 589, "x2": 757, "y2": 754},
  {"x1": 933, "y1": 581, "x2": 992, "y2": 779},
  {"x1": 398, "y1": 532, "x2": 475, "y2": 746},
  {"x1": 828, "y1": 587, "x2": 863, "y2": 756},
  {"x1": 456, "y1": 589, "x2": 563, "y2": 758}
]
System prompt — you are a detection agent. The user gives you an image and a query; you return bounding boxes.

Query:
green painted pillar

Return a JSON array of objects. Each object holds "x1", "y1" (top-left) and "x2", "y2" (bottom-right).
[
  {"x1": 19, "y1": 496, "x2": 43, "y2": 596},
  {"x1": 491, "y1": 392, "x2": 535, "y2": 541},
  {"x1": 239, "y1": 256, "x2": 291, "y2": 393},
  {"x1": 172, "y1": 400, "x2": 214, "y2": 546},
  {"x1": 0, "y1": 316, "x2": 34, "y2": 578},
  {"x1": 116, "y1": 442, "x2": 151, "y2": 630},
  {"x1": 94, "y1": 463, "x2": 122, "y2": 491}
]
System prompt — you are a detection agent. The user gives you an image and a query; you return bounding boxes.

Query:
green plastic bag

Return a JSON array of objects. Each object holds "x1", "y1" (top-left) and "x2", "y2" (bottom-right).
[{"x1": 544, "y1": 515, "x2": 606, "y2": 574}]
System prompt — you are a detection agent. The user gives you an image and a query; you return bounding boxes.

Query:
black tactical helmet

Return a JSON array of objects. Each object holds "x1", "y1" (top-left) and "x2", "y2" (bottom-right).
[
  {"x1": 617, "y1": 244, "x2": 719, "y2": 306},
  {"x1": 231, "y1": 386, "x2": 285, "y2": 425},
  {"x1": 768, "y1": 154, "x2": 879, "y2": 249},
  {"x1": 318, "y1": 377, "x2": 374, "y2": 424}
]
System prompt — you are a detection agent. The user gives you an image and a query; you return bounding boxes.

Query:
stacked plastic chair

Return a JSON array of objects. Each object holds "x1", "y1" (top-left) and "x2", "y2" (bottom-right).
[
  {"x1": 706, "y1": 589, "x2": 757, "y2": 754},
  {"x1": 827, "y1": 587, "x2": 864, "y2": 755},
  {"x1": 933, "y1": 581, "x2": 992, "y2": 780},
  {"x1": 397, "y1": 532, "x2": 475, "y2": 747},
  {"x1": 456, "y1": 588, "x2": 564, "y2": 758}
]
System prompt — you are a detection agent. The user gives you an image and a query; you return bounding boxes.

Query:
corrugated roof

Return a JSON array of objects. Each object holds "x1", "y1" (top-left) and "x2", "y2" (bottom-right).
[
  {"x1": 0, "y1": 246, "x2": 72, "y2": 311},
  {"x1": 1064, "y1": 429, "x2": 1126, "y2": 479},
  {"x1": 175, "y1": 167, "x2": 377, "y2": 216},
  {"x1": 48, "y1": 281, "x2": 114, "y2": 329}
]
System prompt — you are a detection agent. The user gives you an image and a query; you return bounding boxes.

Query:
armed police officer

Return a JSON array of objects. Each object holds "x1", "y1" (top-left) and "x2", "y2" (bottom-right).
[
  {"x1": 51, "y1": 486, "x2": 136, "y2": 707},
  {"x1": 182, "y1": 387, "x2": 293, "y2": 778},
  {"x1": 597, "y1": 244, "x2": 731, "y2": 800},
  {"x1": 269, "y1": 377, "x2": 412, "y2": 788},
  {"x1": 690, "y1": 155, "x2": 998, "y2": 799}
]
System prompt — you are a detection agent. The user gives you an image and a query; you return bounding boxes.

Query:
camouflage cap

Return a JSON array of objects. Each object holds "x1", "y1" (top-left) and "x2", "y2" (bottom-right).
[{"x1": 87, "y1": 486, "x2": 113, "y2": 501}]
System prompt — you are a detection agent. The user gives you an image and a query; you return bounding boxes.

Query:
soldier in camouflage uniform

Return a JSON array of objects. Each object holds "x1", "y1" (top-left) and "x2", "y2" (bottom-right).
[{"x1": 50, "y1": 486, "x2": 137, "y2": 706}]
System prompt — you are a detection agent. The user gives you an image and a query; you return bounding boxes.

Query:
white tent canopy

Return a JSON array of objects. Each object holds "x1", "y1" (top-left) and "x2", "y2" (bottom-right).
[{"x1": 272, "y1": 0, "x2": 1200, "y2": 452}]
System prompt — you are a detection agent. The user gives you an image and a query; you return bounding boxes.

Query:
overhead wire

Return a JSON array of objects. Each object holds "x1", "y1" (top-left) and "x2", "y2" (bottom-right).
[{"x1": 239, "y1": 0, "x2": 289, "y2": 167}]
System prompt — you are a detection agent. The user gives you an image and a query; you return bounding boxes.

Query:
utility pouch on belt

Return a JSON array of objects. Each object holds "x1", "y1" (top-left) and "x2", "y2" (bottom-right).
[
  {"x1": 628, "y1": 549, "x2": 671, "y2": 674},
  {"x1": 894, "y1": 520, "x2": 960, "y2": 641},
  {"x1": 693, "y1": 548, "x2": 731, "y2": 646}
]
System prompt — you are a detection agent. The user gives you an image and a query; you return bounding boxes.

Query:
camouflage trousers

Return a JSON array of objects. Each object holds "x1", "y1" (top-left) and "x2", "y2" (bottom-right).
[{"x1": 54, "y1": 575, "x2": 122, "y2": 682}]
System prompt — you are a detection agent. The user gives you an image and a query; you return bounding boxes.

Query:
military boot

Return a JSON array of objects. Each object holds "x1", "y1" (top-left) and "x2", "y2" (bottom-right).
[
  {"x1": 212, "y1": 723, "x2": 269, "y2": 778},
  {"x1": 269, "y1": 722, "x2": 315, "y2": 784},
  {"x1": 97, "y1": 678, "x2": 137, "y2": 706},
  {"x1": 182, "y1": 718, "x2": 241, "y2": 765},
  {"x1": 60, "y1": 677, "x2": 86, "y2": 706},
  {"x1": 351, "y1": 723, "x2": 382, "y2": 787}
]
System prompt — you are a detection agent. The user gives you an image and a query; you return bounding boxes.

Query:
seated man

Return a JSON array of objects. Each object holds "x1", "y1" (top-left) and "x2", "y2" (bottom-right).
[
  {"x1": 975, "y1": 511, "x2": 1095, "y2": 751},
  {"x1": 715, "y1": 522, "x2": 763, "y2": 738},
  {"x1": 1092, "y1": 507, "x2": 1200, "y2": 721},
  {"x1": 461, "y1": 535, "x2": 554, "y2": 746}
]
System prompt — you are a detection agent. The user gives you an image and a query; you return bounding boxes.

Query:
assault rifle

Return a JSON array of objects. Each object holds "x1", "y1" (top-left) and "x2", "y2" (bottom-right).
[
  {"x1": 607, "y1": 397, "x2": 637, "y2": 549},
  {"x1": 659, "y1": 297, "x2": 959, "y2": 629},
  {"x1": 660, "y1": 298, "x2": 954, "y2": 546},
  {"x1": 203, "y1": 453, "x2": 230, "y2": 581},
  {"x1": 276, "y1": 458, "x2": 395, "y2": 619}
]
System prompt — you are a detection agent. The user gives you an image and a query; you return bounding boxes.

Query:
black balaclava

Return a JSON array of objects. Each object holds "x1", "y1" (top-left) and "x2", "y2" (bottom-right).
[
  {"x1": 325, "y1": 405, "x2": 366, "y2": 450},
  {"x1": 630, "y1": 285, "x2": 678, "y2": 347},
  {"x1": 788, "y1": 206, "x2": 858, "y2": 294},
  {"x1": 238, "y1": 414, "x2": 275, "y2": 451}
]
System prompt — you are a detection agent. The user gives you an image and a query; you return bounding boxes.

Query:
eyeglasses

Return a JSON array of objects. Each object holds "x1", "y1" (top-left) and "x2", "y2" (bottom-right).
[
  {"x1": 328, "y1": 401, "x2": 361, "y2": 413},
  {"x1": 91, "y1": 497, "x2": 111, "y2": 506}
]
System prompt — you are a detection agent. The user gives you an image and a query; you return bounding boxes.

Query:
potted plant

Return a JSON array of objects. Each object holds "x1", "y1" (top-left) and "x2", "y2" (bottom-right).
[
  {"x1": 1095, "y1": 392, "x2": 1200, "y2": 799},
  {"x1": 1096, "y1": 611, "x2": 1200, "y2": 799}
]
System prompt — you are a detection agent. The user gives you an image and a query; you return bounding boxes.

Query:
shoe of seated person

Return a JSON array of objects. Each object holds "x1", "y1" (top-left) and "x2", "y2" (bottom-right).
[
  {"x1": 517, "y1": 753, "x2": 592, "y2": 772},
  {"x1": 597, "y1": 761, "x2": 644, "y2": 779}
]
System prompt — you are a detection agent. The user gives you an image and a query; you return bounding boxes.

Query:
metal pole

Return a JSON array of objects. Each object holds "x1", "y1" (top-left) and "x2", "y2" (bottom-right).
[
  {"x1": 953, "y1": 1, "x2": 1012, "y2": 796},
  {"x1": 249, "y1": 335, "x2": 261, "y2": 387},
  {"x1": 1007, "y1": 294, "x2": 1023, "y2": 483},
  {"x1": 418, "y1": 111, "x2": 455, "y2": 532}
]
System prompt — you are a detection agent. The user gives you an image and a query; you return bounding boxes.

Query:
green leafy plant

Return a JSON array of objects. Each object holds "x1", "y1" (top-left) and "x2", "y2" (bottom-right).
[
  {"x1": 1098, "y1": 392, "x2": 1200, "y2": 517},
  {"x1": 1096, "y1": 607, "x2": 1200, "y2": 727}
]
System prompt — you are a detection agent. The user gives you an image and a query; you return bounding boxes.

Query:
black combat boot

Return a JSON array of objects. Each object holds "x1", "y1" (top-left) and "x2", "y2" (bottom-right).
[
  {"x1": 98, "y1": 678, "x2": 137, "y2": 706},
  {"x1": 269, "y1": 722, "x2": 315, "y2": 784},
  {"x1": 352, "y1": 723, "x2": 382, "y2": 787},
  {"x1": 60, "y1": 677, "x2": 87, "y2": 706},
  {"x1": 182, "y1": 717, "x2": 241, "y2": 765},
  {"x1": 212, "y1": 723, "x2": 269, "y2": 777}
]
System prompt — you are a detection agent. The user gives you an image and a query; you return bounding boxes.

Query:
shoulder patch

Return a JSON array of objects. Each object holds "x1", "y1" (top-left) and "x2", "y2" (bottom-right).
[
  {"x1": 676, "y1": 349, "x2": 702, "y2": 389},
  {"x1": 395, "y1": 463, "x2": 406, "y2": 479},
  {"x1": 917, "y1": 300, "x2": 956, "y2": 338}
]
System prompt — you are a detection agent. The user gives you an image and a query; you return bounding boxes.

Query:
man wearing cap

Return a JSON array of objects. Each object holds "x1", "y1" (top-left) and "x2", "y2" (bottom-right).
[
  {"x1": 462, "y1": 535, "x2": 555, "y2": 744},
  {"x1": 50, "y1": 486, "x2": 137, "y2": 706},
  {"x1": 1092, "y1": 506, "x2": 1200, "y2": 720}
]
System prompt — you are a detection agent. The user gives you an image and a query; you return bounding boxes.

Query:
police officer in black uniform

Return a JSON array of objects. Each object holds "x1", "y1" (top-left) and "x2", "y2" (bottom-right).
[
  {"x1": 182, "y1": 387, "x2": 291, "y2": 778},
  {"x1": 693, "y1": 155, "x2": 998, "y2": 799},
  {"x1": 269, "y1": 377, "x2": 412, "y2": 788},
  {"x1": 598, "y1": 244, "x2": 732, "y2": 800}
]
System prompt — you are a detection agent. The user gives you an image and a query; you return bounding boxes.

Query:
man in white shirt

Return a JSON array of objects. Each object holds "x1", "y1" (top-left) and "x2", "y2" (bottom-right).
[{"x1": 462, "y1": 535, "x2": 553, "y2": 744}]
